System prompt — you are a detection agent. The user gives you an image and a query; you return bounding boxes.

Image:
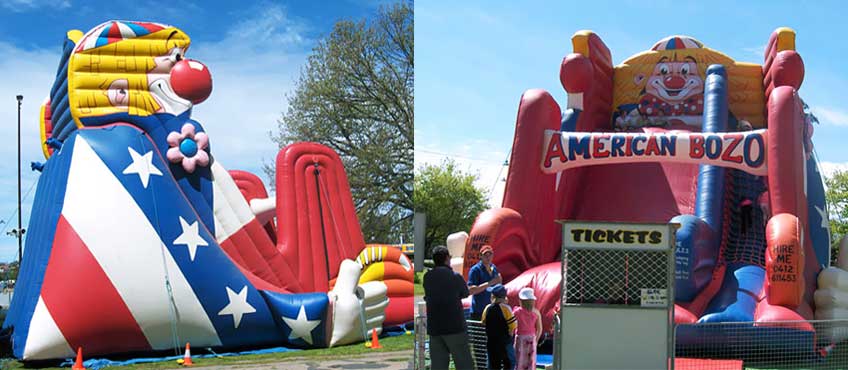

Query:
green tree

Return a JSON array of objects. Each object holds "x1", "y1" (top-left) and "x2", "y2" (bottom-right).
[
  {"x1": 414, "y1": 160, "x2": 488, "y2": 258},
  {"x1": 826, "y1": 169, "x2": 848, "y2": 264},
  {"x1": 268, "y1": 2, "x2": 413, "y2": 243}
]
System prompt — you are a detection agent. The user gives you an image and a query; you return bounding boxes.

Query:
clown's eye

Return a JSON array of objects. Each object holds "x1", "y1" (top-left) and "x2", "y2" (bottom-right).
[
  {"x1": 168, "y1": 50, "x2": 184, "y2": 63},
  {"x1": 659, "y1": 63, "x2": 669, "y2": 75},
  {"x1": 681, "y1": 64, "x2": 690, "y2": 75}
]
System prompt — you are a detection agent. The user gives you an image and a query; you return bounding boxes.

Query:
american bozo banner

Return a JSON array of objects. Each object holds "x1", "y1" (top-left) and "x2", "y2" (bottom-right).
[{"x1": 540, "y1": 129, "x2": 767, "y2": 175}]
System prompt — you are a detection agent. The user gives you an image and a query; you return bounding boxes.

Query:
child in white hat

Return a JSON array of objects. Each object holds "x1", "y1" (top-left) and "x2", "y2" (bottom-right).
[{"x1": 513, "y1": 287, "x2": 542, "y2": 370}]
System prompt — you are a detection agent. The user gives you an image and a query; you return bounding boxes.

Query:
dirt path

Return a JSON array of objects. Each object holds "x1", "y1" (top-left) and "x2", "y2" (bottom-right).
[{"x1": 193, "y1": 350, "x2": 413, "y2": 370}]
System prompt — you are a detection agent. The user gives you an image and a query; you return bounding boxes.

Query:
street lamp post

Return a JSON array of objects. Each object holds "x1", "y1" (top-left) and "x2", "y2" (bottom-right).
[{"x1": 15, "y1": 95, "x2": 23, "y2": 263}]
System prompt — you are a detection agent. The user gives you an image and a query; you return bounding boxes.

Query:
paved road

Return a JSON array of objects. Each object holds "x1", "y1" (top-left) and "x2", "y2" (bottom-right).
[{"x1": 194, "y1": 350, "x2": 413, "y2": 370}]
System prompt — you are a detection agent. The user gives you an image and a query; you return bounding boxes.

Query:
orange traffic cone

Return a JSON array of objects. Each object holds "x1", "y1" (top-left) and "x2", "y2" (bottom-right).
[
  {"x1": 182, "y1": 342, "x2": 194, "y2": 366},
  {"x1": 72, "y1": 347, "x2": 86, "y2": 370},
  {"x1": 370, "y1": 328, "x2": 382, "y2": 349}
]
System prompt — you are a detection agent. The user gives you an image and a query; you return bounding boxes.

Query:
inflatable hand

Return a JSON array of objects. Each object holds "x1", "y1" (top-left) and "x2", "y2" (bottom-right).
[
  {"x1": 447, "y1": 232, "x2": 468, "y2": 274},
  {"x1": 353, "y1": 245, "x2": 414, "y2": 326},
  {"x1": 328, "y1": 259, "x2": 388, "y2": 347}
]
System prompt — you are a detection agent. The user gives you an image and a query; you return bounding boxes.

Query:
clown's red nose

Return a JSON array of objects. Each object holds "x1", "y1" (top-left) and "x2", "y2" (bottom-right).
[
  {"x1": 664, "y1": 75, "x2": 686, "y2": 89},
  {"x1": 170, "y1": 59, "x2": 213, "y2": 104}
]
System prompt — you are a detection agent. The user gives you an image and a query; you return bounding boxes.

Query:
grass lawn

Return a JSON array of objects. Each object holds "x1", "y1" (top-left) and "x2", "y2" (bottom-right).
[{"x1": 0, "y1": 333, "x2": 413, "y2": 369}]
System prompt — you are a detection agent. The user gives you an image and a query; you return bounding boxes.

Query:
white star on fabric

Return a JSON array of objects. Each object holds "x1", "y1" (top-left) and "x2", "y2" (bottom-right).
[
  {"x1": 282, "y1": 305, "x2": 321, "y2": 345},
  {"x1": 122, "y1": 147, "x2": 162, "y2": 188},
  {"x1": 815, "y1": 205, "x2": 830, "y2": 230},
  {"x1": 217, "y1": 286, "x2": 256, "y2": 329},
  {"x1": 173, "y1": 217, "x2": 208, "y2": 261}
]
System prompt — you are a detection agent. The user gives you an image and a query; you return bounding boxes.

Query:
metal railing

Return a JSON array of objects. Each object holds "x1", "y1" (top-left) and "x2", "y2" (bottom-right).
[
  {"x1": 675, "y1": 319, "x2": 848, "y2": 369},
  {"x1": 467, "y1": 320, "x2": 487, "y2": 370}
]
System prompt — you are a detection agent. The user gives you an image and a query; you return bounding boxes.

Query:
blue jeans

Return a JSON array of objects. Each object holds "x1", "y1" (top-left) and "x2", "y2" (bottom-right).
[
  {"x1": 488, "y1": 337, "x2": 515, "y2": 370},
  {"x1": 506, "y1": 339, "x2": 516, "y2": 369}
]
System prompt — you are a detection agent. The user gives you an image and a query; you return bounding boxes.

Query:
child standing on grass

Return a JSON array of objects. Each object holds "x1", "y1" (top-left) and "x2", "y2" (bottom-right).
[
  {"x1": 481, "y1": 284, "x2": 516, "y2": 369},
  {"x1": 513, "y1": 287, "x2": 542, "y2": 370}
]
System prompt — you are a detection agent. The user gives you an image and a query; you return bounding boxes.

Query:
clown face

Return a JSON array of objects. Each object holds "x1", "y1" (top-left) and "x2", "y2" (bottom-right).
[
  {"x1": 149, "y1": 47, "x2": 212, "y2": 116},
  {"x1": 645, "y1": 56, "x2": 702, "y2": 103}
]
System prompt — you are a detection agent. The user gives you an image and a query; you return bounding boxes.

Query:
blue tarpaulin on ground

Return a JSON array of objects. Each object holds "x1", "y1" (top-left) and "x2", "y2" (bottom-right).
[
  {"x1": 56, "y1": 326, "x2": 411, "y2": 370},
  {"x1": 537, "y1": 353, "x2": 553, "y2": 366}
]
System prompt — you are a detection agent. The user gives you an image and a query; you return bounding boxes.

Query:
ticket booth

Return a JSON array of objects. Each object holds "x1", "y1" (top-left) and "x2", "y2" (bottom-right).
[{"x1": 558, "y1": 221, "x2": 678, "y2": 370}]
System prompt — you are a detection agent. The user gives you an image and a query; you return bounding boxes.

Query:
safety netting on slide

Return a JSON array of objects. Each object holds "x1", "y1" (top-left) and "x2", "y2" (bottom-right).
[
  {"x1": 1, "y1": 20, "x2": 413, "y2": 361},
  {"x1": 450, "y1": 26, "x2": 848, "y2": 365}
]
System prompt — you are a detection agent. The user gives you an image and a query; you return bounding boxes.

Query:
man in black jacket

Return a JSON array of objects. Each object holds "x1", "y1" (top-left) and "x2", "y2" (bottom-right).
[{"x1": 424, "y1": 246, "x2": 474, "y2": 369}]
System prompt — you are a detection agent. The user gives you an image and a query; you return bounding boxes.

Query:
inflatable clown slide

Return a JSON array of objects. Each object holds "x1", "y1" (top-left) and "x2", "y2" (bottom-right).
[
  {"x1": 458, "y1": 27, "x2": 847, "y2": 354},
  {"x1": 3, "y1": 21, "x2": 413, "y2": 360}
]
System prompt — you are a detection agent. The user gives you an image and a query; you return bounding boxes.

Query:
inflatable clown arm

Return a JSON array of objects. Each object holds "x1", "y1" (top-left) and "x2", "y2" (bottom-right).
[
  {"x1": 249, "y1": 197, "x2": 276, "y2": 225},
  {"x1": 559, "y1": 31, "x2": 614, "y2": 132},
  {"x1": 228, "y1": 170, "x2": 277, "y2": 238},
  {"x1": 815, "y1": 236, "x2": 848, "y2": 343},
  {"x1": 328, "y1": 259, "x2": 388, "y2": 347},
  {"x1": 354, "y1": 245, "x2": 414, "y2": 327},
  {"x1": 762, "y1": 27, "x2": 804, "y2": 100},
  {"x1": 464, "y1": 208, "x2": 534, "y2": 283},
  {"x1": 446, "y1": 231, "x2": 468, "y2": 274}
]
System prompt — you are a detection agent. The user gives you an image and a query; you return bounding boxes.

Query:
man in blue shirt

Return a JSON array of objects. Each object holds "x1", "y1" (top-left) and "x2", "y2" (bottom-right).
[
  {"x1": 467, "y1": 245, "x2": 501, "y2": 320},
  {"x1": 424, "y1": 246, "x2": 474, "y2": 370}
]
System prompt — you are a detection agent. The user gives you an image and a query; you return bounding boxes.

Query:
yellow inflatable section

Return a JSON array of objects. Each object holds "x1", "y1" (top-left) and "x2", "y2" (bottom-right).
[{"x1": 68, "y1": 21, "x2": 190, "y2": 126}]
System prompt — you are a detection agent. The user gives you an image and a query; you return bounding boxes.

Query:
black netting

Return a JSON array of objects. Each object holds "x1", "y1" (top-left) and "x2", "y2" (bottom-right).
[{"x1": 723, "y1": 170, "x2": 767, "y2": 266}]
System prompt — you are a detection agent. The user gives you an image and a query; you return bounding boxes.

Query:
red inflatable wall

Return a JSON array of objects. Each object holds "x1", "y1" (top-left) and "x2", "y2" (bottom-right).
[{"x1": 276, "y1": 143, "x2": 366, "y2": 293}]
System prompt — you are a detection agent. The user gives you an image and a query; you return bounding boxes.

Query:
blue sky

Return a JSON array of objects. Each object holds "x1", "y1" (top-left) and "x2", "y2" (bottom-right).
[
  {"x1": 0, "y1": 0, "x2": 391, "y2": 262},
  {"x1": 415, "y1": 0, "x2": 848, "y2": 208}
]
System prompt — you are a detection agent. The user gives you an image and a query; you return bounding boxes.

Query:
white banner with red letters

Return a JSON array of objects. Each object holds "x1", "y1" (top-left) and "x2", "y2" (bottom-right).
[{"x1": 540, "y1": 129, "x2": 768, "y2": 175}]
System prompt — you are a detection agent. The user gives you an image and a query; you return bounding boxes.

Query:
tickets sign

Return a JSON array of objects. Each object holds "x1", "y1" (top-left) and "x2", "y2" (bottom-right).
[
  {"x1": 561, "y1": 222, "x2": 672, "y2": 250},
  {"x1": 541, "y1": 129, "x2": 768, "y2": 175}
]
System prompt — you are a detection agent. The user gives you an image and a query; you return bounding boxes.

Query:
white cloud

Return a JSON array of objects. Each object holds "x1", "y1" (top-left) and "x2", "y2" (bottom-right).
[
  {"x1": 742, "y1": 44, "x2": 766, "y2": 60},
  {"x1": 1, "y1": 0, "x2": 70, "y2": 12},
  {"x1": 812, "y1": 106, "x2": 848, "y2": 127},
  {"x1": 819, "y1": 161, "x2": 848, "y2": 179}
]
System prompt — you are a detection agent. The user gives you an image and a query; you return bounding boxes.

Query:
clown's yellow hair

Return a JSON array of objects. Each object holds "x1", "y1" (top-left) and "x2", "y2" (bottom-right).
[{"x1": 68, "y1": 27, "x2": 191, "y2": 126}]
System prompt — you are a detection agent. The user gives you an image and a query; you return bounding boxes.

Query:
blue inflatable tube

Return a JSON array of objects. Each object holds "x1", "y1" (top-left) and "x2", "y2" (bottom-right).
[
  {"x1": 695, "y1": 64, "x2": 729, "y2": 232},
  {"x1": 673, "y1": 65, "x2": 729, "y2": 302}
]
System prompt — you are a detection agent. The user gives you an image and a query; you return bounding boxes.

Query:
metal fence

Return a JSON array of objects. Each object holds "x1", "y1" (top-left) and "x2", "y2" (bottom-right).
[
  {"x1": 563, "y1": 248, "x2": 670, "y2": 306},
  {"x1": 467, "y1": 320, "x2": 488, "y2": 370},
  {"x1": 416, "y1": 316, "x2": 848, "y2": 369},
  {"x1": 675, "y1": 319, "x2": 848, "y2": 369},
  {"x1": 413, "y1": 318, "x2": 488, "y2": 370}
]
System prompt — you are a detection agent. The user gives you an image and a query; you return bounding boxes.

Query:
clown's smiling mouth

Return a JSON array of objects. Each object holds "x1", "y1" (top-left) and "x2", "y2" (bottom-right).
[{"x1": 665, "y1": 88, "x2": 683, "y2": 97}]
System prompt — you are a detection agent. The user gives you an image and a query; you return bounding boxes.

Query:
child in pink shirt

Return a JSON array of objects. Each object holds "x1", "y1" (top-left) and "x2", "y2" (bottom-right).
[{"x1": 513, "y1": 287, "x2": 542, "y2": 370}]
